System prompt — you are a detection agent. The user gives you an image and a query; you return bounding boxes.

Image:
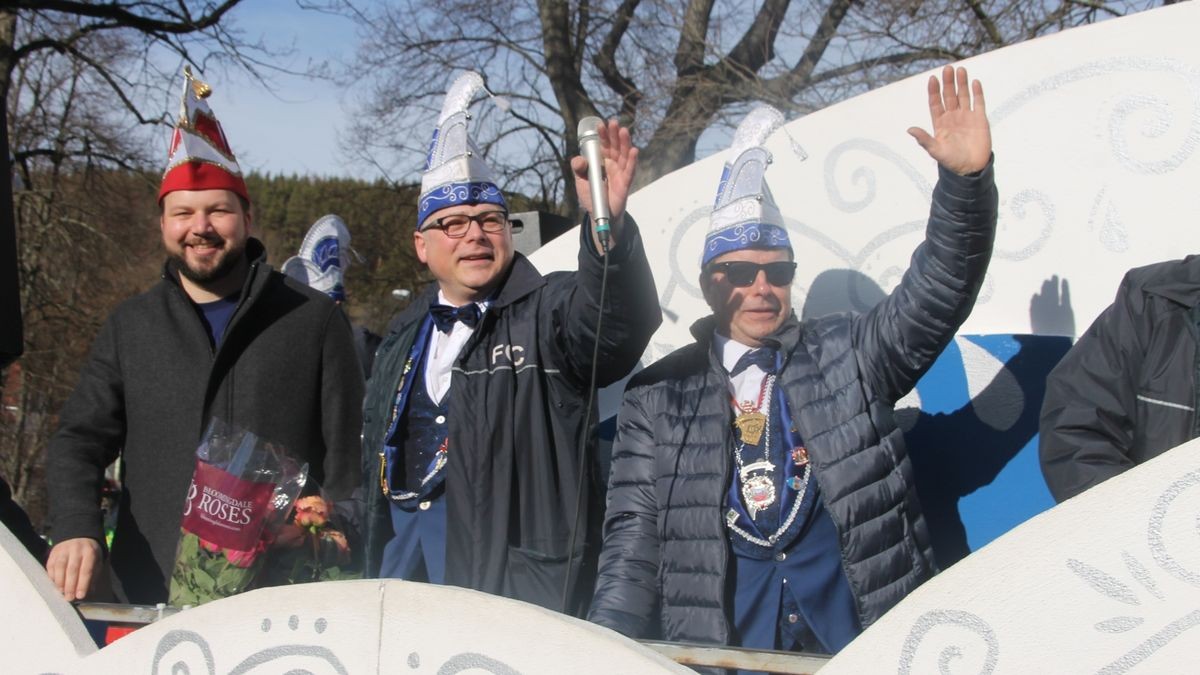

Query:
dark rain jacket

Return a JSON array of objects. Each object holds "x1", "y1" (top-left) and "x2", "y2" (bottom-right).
[
  {"x1": 361, "y1": 221, "x2": 661, "y2": 614},
  {"x1": 45, "y1": 239, "x2": 364, "y2": 603},
  {"x1": 589, "y1": 162, "x2": 998, "y2": 644},
  {"x1": 1040, "y1": 256, "x2": 1200, "y2": 502}
]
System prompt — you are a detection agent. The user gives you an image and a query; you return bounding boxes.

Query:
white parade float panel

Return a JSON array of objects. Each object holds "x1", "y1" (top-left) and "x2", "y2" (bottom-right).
[
  {"x1": 0, "y1": 523, "x2": 689, "y2": 674},
  {"x1": 531, "y1": 0, "x2": 1200, "y2": 354},
  {"x1": 821, "y1": 435, "x2": 1200, "y2": 674},
  {"x1": 7, "y1": 3, "x2": 1200, "y2": 673},
  {"x1": 530, "y1": 0, "x2": 1200, "y2": 566}
]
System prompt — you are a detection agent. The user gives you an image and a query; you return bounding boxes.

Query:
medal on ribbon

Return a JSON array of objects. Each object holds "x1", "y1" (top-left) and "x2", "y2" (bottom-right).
[
  {"x1": 742, "y1": 474, "x2": 777, "y2": 519},
  {"x1": 734, "y1": 411, "x2": 767, "y2": 446},
  {"x1": 730, "y1": 374, "x2": 777, "y2": 521},
  {"x1": 740, "y1": 460, "x2": 776, "y2": 518}
]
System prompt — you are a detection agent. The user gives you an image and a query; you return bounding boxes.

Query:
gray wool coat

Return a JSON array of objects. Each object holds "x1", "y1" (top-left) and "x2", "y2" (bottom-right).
[{"x1": 46, "y1": 239, "x2": 364, "y2": 603}]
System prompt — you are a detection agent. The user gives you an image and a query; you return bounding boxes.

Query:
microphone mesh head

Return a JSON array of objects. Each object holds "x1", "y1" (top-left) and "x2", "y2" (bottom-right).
[{"x1": 577, "y1": 116, "x2": 602, "y2": 139}]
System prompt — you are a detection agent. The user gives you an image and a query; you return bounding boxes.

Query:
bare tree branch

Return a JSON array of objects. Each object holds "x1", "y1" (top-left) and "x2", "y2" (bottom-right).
[
  {"x1": 0, "y1": 0, "x2": 243, "y2": 35},
  {"x1": 338, "y1": 0, "x2": 1157, "y2": 206},
  {"x1": 965, "y1": 0, "x2": 1004, "y2": 45},
  {"x1": 718, "y1": 0, "x2": 793, "y2": 82},
  {"x1": 594, "y1": 0, "x2": 642, "y2": 124},
  {"x1": 674, "y1": 0, "x2": 715, "y2": 75}
]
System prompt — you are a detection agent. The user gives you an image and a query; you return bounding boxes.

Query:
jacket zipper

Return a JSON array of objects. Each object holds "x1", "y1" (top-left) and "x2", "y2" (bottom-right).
[
  {"x1": 218, "y1": 261, "x2": 260, "y2": 425},
  {"x1": 164, "y1": 261, "x2": 260, "y2": 429}
]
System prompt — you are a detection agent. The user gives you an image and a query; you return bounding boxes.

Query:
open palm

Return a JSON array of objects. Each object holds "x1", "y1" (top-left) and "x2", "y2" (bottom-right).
[
  {"x1": 571, "y1": 119, "x2": 638, "y2": 224},
  {"x1": 908, "y1": 66, "x2": 992, "y2": 176}
]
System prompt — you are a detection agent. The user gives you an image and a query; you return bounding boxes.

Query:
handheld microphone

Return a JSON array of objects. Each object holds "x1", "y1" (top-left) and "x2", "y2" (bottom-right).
[
  {"x1": 577, "y1": 116, "x2": 611, "y2": 248},
  {"x1": 562, "y1": 117, "x2": 618, "y2": 614}
]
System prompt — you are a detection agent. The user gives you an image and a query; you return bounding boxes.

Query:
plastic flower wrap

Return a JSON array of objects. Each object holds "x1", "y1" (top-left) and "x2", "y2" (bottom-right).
[
  {"x1": 261, "y1": 494, "x2": 357, "y2": 585},
  {"x1": 168, "y1": 419, "x2": 307, "y2": 606}
]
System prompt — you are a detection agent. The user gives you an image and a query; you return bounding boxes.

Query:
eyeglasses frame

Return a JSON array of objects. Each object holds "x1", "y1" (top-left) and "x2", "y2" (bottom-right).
[{"x1": 421, "y1": 209, "x2": 510, "y2": 238}]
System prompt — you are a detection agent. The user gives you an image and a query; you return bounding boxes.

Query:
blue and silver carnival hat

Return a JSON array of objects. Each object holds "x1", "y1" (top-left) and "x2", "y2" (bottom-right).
[
  {"x1": 416, "y1": 71, "x2": 507, "y2": 228},
  {"x1": 281, "y1": 214, "x2": 353, "y2": 301},
  {"x1": 701, "y1": 105, "x2": 791, "y2": 267}
]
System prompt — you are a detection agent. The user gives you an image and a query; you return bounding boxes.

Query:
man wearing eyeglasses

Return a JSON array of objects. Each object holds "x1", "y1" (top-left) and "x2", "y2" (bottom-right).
[
  {"x1": 590, "y1": 67, "x2": 997, "y2": 659},
  {"x1": 360, "y1": 72, "x2": 660, "y2": 615}
]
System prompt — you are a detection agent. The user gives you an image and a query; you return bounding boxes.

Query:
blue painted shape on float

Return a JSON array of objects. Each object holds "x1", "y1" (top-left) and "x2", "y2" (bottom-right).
[
  {"x1": 910, "y1": 337, "x2": 968, "y2": 415},
  {"x1": 962, "y1": 433, "x2": 1048, "y2": 551},
  {"x1": 959, "y1": 335, "x2": 1055, "y2": 551},
  {"x1": 904, "y1": 333, "x2": 1071, "y2": 569}
]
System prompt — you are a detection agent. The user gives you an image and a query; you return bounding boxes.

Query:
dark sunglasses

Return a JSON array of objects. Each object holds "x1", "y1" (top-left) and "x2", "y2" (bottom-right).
[{"x1": 707, "y1": 261, "x2": 797, "y2": 287}]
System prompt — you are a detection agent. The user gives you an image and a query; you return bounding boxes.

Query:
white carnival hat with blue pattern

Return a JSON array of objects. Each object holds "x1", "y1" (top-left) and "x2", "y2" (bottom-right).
[
  {"x1": 281, "y1": 214, "x2": 353, "y2": 301},
  {"x1": 417, "y1": 71, "x2": 507, "y2": 228},
  {"x1": 701, "y1": 105, "x2": 791, "y2": 267}
]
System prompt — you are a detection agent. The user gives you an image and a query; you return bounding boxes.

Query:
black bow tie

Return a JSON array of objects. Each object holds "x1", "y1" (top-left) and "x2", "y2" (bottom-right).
[
  {"x1": 730, "y1": 348, "x2": 777, "y2": 376},
  {"x1": 430, "y1": 303, "x2": 482, "y2": 333}
]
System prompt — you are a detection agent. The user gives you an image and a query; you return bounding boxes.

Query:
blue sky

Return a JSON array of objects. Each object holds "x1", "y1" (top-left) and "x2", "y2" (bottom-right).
[{"x1": 199, "y1": 0, "x2": 366, "y2": 178}]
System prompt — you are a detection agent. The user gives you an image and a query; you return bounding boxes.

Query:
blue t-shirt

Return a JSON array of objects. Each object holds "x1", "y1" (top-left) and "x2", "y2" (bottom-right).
[{"x1": 196, "y1": 294, "x2": 240, "y2": 350}]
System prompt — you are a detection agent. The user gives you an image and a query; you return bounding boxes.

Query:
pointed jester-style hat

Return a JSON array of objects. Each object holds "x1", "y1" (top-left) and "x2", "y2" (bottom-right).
[
  {"x1": 416, "y1": 71, "x2": 506, "y2": 228},
  {"x1": 701, "y1": 105, "x2": 791, "y2": 267},
  {"x1": 158, "y1": 66, "x2": 248, "y2": 204},
  {"x1": 281, "y1": 214, "x2": 353, "y2": 301}
]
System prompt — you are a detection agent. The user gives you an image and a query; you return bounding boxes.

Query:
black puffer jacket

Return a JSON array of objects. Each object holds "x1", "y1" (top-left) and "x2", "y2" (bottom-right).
[
  {"x1": 46, "y1": 239, "x2": 364, "y2": 603},
  {"x1": 361, "y1": 221, "x2": 661, "y2": 614},
  {"x1": 1040, "y1": 256, "x2": 1200, "y2": 502},
  {"x1": 589, "y1": 162, "x2": 997, "y2": 643}
]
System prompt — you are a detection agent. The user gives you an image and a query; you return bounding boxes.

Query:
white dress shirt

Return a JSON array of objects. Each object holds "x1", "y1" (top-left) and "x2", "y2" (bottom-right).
[
  {"x1": 713, "y1": 332, "x2": 773, "y2": 412},
  {"x1": 424, "y1": 291, "x2": 489, "y2": 403}
]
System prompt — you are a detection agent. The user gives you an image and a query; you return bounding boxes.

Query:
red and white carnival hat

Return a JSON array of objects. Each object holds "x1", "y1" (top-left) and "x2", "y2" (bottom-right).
[{"x1": 158, "y1": 66, "x2": 248, "y2": 204}]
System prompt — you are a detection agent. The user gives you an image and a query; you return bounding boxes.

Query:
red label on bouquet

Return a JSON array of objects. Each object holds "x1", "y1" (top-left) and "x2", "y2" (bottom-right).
[{"x1": 180, "y1": 460, "x2": 274, "y2": 551}]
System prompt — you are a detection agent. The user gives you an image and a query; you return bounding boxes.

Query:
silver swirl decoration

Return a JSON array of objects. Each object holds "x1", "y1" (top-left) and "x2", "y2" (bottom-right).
[
  {"x1": 417, "y1": 181, "x2": 502, "y2": 224},
  {"x1": 662, "y1": 203, "x2": 718, "y2": 309},
  {"x1": 435, "y1": 652, "x2": 523, "y2": 674},
  {"x1": 1047, "y1": 466, "x2": 1200, "y2": 673},
  {"x1": 991, "y1": 57, "x2": 1200, "y2": 254},
  {"x1": 1086, "y1": 186, "x2": 1130, "y2": 254},
  {"x1": 823, "y1": 139, "x2": 932, "y2": 214},
  {"x1": 933, "y1": 55, "x2": 1200, "y2": 265},
  {"x1": 992, "y1": 189, "x2": 1055, "y2": 262},
  {"x1": 1148, "y1": 466, "x2": 1200, "y2": 588},
  {"x1": 226, "y1": 645, "x2": 350, "y2": 675},
  {"x1": 991, "y1": 57, "x2": 1200, "y2": 174},
  {"x1": 151, "y1": 630, "x2": 216, "y2": 675},
  {"x1": 149, "y1": 616, "x2": 352, "y2": 675},
  {"x1": 898, "y1": 609, "x2": 999, "y2": 675},
  {"x1": 1107, "y1": 82, "x2": 1200, "y2": 176},
  {"x1": 418, "y1": 183, "x2": 470, "y2": 215}
]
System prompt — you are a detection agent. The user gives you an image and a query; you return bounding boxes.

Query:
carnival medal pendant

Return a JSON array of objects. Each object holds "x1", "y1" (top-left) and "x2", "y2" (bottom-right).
[
  {"x1": 734, "y1": 411, "x2": 767, "y2": 446},
  {"x1": 791, "y1": 446, "x2": 809, "y2": 466},
  {"x1": 740, "y1": 461, "x2": 777, "y2": 519}
]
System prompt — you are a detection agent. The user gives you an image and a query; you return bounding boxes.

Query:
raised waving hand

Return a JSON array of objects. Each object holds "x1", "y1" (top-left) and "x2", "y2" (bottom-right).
[{"x1": 908, "y1": 65, "x2": 992, "y2": 176}]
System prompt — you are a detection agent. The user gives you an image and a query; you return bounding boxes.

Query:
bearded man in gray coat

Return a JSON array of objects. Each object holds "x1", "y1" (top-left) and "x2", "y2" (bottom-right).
[
  {"x1": 589, "y1": 66, "x2": 997, "y2": 658},
  {"x1": 43, "y1": 69, "x2": 363, "y2": 604}
]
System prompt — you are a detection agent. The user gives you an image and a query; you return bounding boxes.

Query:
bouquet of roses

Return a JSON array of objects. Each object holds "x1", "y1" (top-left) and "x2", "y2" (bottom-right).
[
  {"x1": 260, "y1": 494, "x2": 357, "y2": 585},
  {"x1": 168, "y1": 419, "x2": 307, "y2": 606}
]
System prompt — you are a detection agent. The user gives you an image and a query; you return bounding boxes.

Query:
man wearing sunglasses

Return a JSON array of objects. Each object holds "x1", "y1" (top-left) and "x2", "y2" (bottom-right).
[
  {"x1": 591, "y1": 66, "x2": 997, "y2": 659},
  {"x1": 360, "y1": 73, "x2": 660, "y2": 615}
]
